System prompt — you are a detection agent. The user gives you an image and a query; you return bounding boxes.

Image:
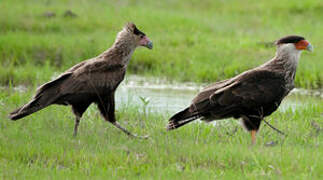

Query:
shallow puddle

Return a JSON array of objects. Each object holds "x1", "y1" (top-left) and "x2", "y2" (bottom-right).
[
  {"x1": 1, "y1": 75, "x2": 322, "y2": 114},
  {"x1": 116, "y1": 76, "x2": 323, "y2": 114}
]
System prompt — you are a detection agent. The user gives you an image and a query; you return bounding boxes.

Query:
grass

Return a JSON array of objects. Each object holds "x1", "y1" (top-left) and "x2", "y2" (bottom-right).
[
  {"x1": 0, "y1": 88, "x2": 322, "y2": 179},
  {"x1": 0, "y1": 0, "x2": 322, "y2": 88},
  {"x1": 1, "y1": 0, "x2": 322, "y2": 179}
]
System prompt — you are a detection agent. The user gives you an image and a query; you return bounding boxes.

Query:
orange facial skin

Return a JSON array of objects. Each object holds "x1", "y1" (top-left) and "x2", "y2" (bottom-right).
[{"x1": 295, "y1": 40, "x2": 310, "y2": 50}]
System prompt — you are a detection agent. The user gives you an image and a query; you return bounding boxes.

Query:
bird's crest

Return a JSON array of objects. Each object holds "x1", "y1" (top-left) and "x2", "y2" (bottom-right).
[
  {"x1": 125, "y1": 22, "x2": 146, "y2": 36},
  {"x1": 275, "y1": 35, "x2": 305, "y2": 45}
]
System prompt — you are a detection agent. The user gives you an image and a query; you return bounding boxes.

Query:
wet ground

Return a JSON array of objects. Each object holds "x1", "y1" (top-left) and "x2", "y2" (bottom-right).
[
  {"x1": 2, "y1": 75, "x2": 322, "y2": 115},
  {"x1": 116, "y1": 76, "x2": 323, "y2": 114}
]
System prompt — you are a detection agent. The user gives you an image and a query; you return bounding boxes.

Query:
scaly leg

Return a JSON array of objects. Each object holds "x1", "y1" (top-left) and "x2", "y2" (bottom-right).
[
  {"x1": 73, "y1": 116, "x2": 81, "y2": 137},
  {"x1": 71, "y1": 103, "x2": 91, "y2": 137},
  {"x1": 98, "y1": 93, "x2": 149, "y2": 139},
  {"x1": 111, "y1": 121, "x2": 149, "y2": 139},
  {"x1": 251, "y1": 130, "x2": 257, "y2": 145}
]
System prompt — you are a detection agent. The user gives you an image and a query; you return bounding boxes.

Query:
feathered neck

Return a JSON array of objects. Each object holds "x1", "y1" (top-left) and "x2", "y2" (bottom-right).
[
  {"x1": 261, "y1": 44, "x2": 301, "y2": 72},
  {"x1": 260, "y1": 43, "x2": 302, "y2": 91},
  {"x1": 99, "y1": 29, "x2": 137, "y2": 65},
  {"x1": 275, "y1": 44, "x2": 301, "y2": 64},
  {"x1": 112, "y1": 29, "x2": 137, "y2": 51}
]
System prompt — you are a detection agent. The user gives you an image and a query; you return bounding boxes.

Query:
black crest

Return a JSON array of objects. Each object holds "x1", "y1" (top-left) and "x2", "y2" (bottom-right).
[
  {"x1": 275, "y1": 35, "x2": 305, "y2": 45},
  {"x1": 127, "y1": 23, "x2": 145, "y2": 36},
  {"x1": 133, "y1": 26, "x2": 145, "y2": 36}
]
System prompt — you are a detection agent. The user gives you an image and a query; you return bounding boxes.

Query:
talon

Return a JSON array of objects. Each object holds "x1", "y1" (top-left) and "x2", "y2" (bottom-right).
[
  {"x1": 131, "y1": 134, "x2": 150, "y2": 139},
  {"x1": 111, "y1": 121, "x2": 148, "y2": 139}
]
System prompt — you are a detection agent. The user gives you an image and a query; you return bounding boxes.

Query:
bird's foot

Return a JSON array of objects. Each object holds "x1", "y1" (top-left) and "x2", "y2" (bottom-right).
[
  {"x1": 73, "y1": 132, "x2": 78, "y2": 137},
  {"x1": 111, "y1": 121, "x2": 149, "y2": 139},
  {"x1": 130, "y1": 134, "x2": 150, "y2": 139}
]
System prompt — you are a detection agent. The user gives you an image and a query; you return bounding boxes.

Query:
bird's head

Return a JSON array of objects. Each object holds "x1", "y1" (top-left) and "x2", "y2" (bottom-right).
[
  {"x1": 116, "y1": 23, "x2": 153, "y2": 50},
  {"x1": 275, "y1": 35, "x2": 313, "y2": 53}
]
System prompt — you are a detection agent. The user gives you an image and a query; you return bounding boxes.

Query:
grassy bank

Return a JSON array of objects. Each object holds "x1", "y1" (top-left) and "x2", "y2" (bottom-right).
[
  {"x1": 1, "y1": 0, "x2": 322, "y2": 88},
  {"x1": 0, "y1": 89, "x2": 322, "y2": 179}
]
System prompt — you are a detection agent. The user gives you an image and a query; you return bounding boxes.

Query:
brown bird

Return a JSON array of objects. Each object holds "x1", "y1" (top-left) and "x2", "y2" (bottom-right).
[
  {"x1": 167, "y1": 35, "x2": 313, "y2": 144},
  {"x1": 9, "y1": 23, "x2": 153, "y2": 138}
]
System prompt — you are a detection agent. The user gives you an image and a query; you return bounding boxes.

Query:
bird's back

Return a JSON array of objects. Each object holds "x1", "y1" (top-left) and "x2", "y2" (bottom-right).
[
  {"x1": 189, "y1": 69, "x2": 287, "y2": 121},
  {"x1": 53, "y1": 57, "x2": 127, "y2": 104}
]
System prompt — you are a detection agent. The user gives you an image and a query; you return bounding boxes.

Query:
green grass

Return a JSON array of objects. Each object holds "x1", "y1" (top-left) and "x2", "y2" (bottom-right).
[
  {"x1": 1, "y1": 0, "x2": 322, "y2": 179},
  {"x1": 0, "y1": 0, "x2": 322, "y2": 88},
  {"x1": 0, "y1": 89, "x2": 322, "y2": 179}
]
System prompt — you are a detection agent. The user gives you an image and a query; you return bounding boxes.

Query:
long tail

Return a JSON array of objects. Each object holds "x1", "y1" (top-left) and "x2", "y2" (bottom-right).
[
  {"x1": 167, "y1": 108, "x2": 200, "y2": 130},
  {"x1": 9, "y1": 72, "x2": 71, "y2": 120},
  {"x1": 9, "y1": 96, "x2": 45, "y2": 120}
]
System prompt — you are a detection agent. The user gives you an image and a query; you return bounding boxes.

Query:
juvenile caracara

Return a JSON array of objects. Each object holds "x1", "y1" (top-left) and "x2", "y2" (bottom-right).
[
  {"x1": 167, "y1": 35, "x2": 313, "y2": 144},
  {"x1": 9, "y1": 23, "x2": 153, "y2": 138}
]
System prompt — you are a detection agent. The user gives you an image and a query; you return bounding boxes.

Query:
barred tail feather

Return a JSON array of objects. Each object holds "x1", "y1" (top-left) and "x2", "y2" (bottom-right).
[
  {"x1": 9, "y1": 97, "x2": 44, "y2": 120},
  {"x1": 167, "y1": 108, "x2": 200, "y2": 130}
]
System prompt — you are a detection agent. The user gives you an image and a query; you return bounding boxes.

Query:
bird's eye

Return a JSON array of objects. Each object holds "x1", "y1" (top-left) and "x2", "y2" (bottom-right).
[{"x1": 140, "y1": 35, "x2": 144, "y2": 39}]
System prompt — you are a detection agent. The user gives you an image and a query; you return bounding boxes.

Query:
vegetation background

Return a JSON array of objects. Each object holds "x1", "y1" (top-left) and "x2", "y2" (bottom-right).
[
  {"x1": 0, "y1": 0, "x2": 322, "y2": 88},
  {"x1": 0, "y1": 0, "x2": 322, "y2": 179}
]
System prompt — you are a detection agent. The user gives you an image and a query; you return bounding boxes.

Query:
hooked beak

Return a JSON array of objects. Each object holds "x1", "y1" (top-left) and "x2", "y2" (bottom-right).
[
  {"x1": 306, "y1": 43, "x2": 313, "y2": 52},
  {"x1": 139, "y1": 36, "x2": 153, "y2": 50},
  {"x1": 295, "y1": 40, "x2": 313, "y2": 52},
  {"x1": 146, "y1": 41, "x2": 153, "y2": 49}
]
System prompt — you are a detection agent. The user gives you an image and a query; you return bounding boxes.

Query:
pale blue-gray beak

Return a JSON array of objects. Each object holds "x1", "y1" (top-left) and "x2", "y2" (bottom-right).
[
  {"x1": 306, "y1": 43, "x2": 313, "y2": 52},
  {"x1": 146, "y1": 41, "x2": 153, "y2": 49}
]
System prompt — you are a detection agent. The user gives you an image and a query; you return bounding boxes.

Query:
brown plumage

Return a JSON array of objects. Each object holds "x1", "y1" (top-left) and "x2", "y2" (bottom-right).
[
  {"x1": 167, "y1": 35, "x2": 313, "y2": 144},
  {"x1": 9, "y1": 23, "x2": 153, "y2": 137}
]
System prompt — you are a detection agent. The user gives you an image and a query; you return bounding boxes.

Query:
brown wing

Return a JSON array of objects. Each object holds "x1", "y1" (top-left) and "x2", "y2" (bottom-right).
[
  {"x1": 58, "y1": 60, "x2": 126, "y2": 96},
  {"x1": 192, "y1": 78, "x2": 234, "y2": 104},
  {"x1": 32, "y1": 57, "x2": 125, "y2": 106},
  {"x1": 34, "y1": 59, "x2": 89, "y2": 98},
  {"x1": 189, "y1": 70, "x2": 286, "y2": 116},
  {"x1": 29, "y1": 60, "x2": 90, "y2": 105}
]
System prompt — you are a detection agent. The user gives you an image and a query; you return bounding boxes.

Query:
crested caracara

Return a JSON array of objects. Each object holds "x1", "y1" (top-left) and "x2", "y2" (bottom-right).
[
  {"x1": 167, "y1": 35, "x2": 313, "y2": 144},
  {"x1": 9, "y1": 23, "x2": 153, "y2": 138}
]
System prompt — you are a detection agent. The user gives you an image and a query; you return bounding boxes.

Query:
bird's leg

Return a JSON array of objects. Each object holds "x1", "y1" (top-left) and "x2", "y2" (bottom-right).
[
  {"x1": 71, "y1": 104, "x2": 90, "y2": 137},
  {"x1": 100, "y1": 93, "x2": 149, "y2": 139},
  {"x1": 251, "y1": 130, "x2": 257, "y2": 145},
  {"x1": 73, "y1": 115, "x2": 81, "y2": 137},
  {"x1": 111, "y1": 121, "x2": 149, "y2": 139}
]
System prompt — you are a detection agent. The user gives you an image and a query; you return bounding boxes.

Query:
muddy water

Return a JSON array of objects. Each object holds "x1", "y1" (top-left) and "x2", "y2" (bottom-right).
[
  {"x1": 116, "y1": 82, "x2": 198, "y2": 114},
  {"x1": 116, "y1": 76, "x2": 323, "y2": 114},
  {"x1": 2, "y1": 75, "x2": 322, "y2": 114}
]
